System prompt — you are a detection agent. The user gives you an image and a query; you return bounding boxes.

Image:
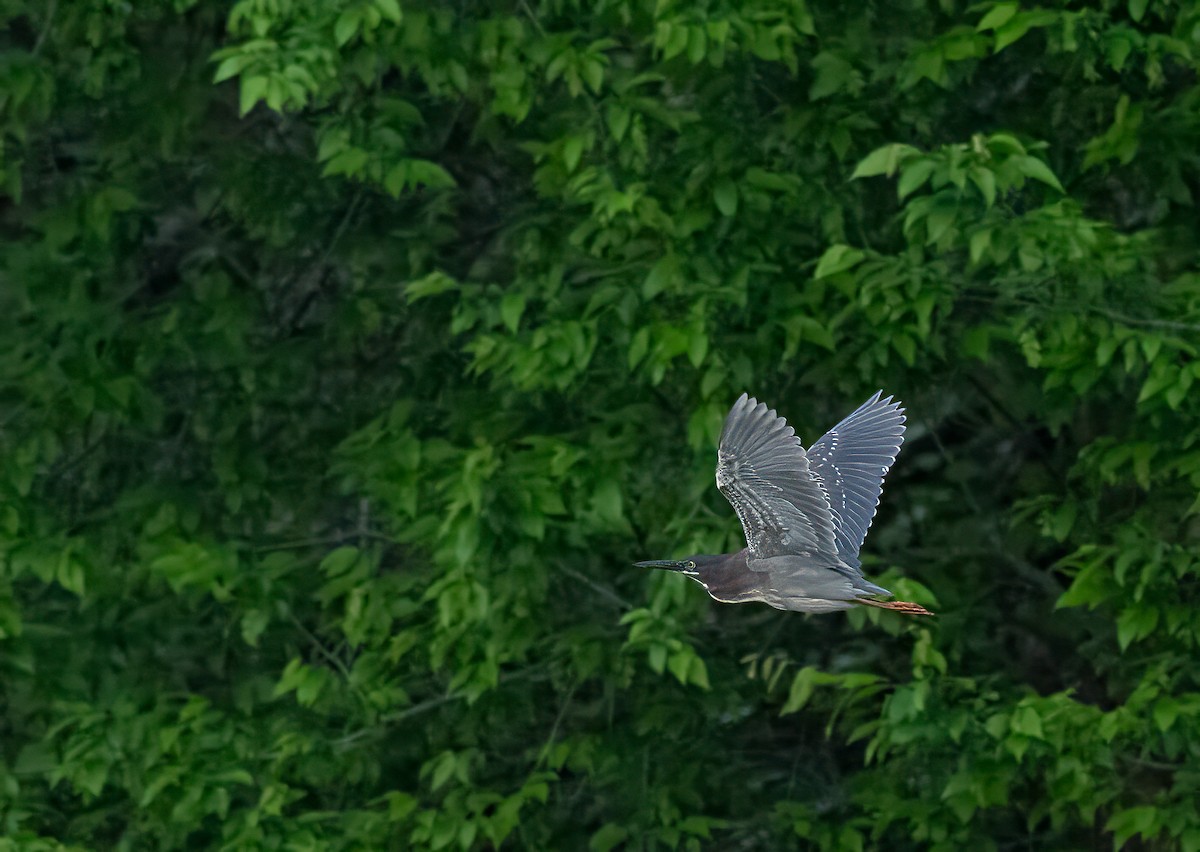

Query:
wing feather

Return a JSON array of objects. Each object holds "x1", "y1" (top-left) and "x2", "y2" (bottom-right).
[
  {"x1": 805, "y1": 391, "x2": 906, "y2": 567},
  {"x1": 715, "y1": 394, "x2": 838, "y2": 560}
]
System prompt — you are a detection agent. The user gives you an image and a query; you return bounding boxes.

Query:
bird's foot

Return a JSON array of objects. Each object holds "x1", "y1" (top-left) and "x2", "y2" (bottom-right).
[{"x1": 857, "y1": 598, "x2": 934, "y2": 617}]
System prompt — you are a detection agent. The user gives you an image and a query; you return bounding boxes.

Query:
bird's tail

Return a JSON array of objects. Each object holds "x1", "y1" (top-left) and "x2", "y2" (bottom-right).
[{"x1": 857, "y1": 598, "x2": 935, "y2": 617}]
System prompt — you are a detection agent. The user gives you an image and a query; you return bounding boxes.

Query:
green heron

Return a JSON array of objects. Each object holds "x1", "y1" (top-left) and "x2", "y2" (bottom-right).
[{"x1": 636, "y1": 392, "x2": 932, "y2": 616}]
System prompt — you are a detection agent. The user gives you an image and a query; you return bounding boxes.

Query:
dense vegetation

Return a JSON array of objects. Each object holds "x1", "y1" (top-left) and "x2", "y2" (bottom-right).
[{"x1": 2, "y1": 0, "x2": 1199, "y2": 848}]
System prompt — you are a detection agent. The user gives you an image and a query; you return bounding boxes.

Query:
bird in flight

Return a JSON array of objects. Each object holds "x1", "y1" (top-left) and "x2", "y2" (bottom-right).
[{"x1": 636, "y1": 392, "x2": 932, "y2": 616}]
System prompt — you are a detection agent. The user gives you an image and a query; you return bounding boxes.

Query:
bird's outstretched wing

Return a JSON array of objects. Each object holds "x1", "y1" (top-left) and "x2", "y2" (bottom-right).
[
  {"x1": 806, "y1": 391, "x2": 906, "y2": 567},
  {"x1": 716, "y1": 394, "x2": 838, "y2": 561}
]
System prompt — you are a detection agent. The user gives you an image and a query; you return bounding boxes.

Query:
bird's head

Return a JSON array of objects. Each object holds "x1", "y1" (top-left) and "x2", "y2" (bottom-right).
[
  {"x1": 634, "y1": 552, "x2": 755, "y2": 601},
  {"x1": 635, "y1": 553, "x2": 738, "y2": 578}
]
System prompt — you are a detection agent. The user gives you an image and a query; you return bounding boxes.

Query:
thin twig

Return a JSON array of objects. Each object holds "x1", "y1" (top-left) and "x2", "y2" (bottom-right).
[
  {"x1": 333, "y1": 694, "x2": 460, "y2": 748},
  {"x1": 560, "y1": 565, "x2": 632, "y2": 610},
  {"x1": 1087, "y1": 304, "x2": 1200, "y2": 334},
  {"x1": 33, "y1": 0, "x2": 57, "y2": 55},
  {"x1": 288, "y1": 613, "x2": 353, "y2": 683},
  {"x1": 959, "y1": 290, "x2": 1200, "y2": 334},
  {"x1": 535, "y1": 683, "x2": 577, "y2": 768},
  {"x1": 334, "y1": 668, "x2": 550, "y2": 748},
  {"x1": 254, "y1": 529, "x2": 400, "y2": 553},
  {"x1": 518, "y1": 0, "x2": 547, "y2": 36}
]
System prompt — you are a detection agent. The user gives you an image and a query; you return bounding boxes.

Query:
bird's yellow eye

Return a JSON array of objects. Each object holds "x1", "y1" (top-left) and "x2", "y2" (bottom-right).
[{"x1": 685, "y1": 560, "x2": 697, "y2": 570}]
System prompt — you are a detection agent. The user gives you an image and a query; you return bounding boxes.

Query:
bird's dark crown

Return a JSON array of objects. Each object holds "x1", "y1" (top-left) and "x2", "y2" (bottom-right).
[{"x1": 684, "y1": 553, "x2": 736, "y2": 572}]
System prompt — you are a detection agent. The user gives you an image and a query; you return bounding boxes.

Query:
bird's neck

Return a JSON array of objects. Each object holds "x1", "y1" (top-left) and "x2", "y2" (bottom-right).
[{"x1": 701, "y1": 549, "x2": 764, "y2": 604}]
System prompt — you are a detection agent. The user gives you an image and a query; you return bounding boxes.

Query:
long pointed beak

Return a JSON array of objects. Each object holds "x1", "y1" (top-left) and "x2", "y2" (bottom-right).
[{"x1": 634, "y1": 559, "x2": 686, "y2": 572}]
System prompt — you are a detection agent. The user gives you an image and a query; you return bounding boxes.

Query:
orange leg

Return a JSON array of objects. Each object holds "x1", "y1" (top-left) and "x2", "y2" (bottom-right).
[{"x1": 857, "y1": 598, "x2": 934, "y2": 617}]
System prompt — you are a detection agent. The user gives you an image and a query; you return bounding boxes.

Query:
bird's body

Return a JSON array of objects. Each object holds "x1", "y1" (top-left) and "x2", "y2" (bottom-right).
[{"x1": 637, "y1": 392, "x2": 932, "y2": 616}]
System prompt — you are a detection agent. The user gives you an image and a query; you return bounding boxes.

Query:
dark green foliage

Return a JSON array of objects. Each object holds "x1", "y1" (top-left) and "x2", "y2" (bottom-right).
[{"x1": 2, "y1": 0, "x2": 1199, "y2": 848}]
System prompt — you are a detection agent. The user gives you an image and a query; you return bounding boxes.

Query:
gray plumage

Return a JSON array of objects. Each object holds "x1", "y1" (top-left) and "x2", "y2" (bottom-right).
[
  {"x1": 636, "y1": 392, "x2": 932, "y2": 616},
  {"x1": 802, "y1": 391, "x2": 906, "y2": 569}
]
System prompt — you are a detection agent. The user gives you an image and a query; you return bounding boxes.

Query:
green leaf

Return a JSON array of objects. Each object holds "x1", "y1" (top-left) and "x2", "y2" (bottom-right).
[
  {"x1": 1015, "y1": 155, "x2": 1065, "y2": 192},
  {"x1": 384, "y1": 163, "x2": 410, "y2": 197},
  {"x1": 1096, "y1": 335, "x2": 1120, "y2": 367},
  {"x1": 563, "y1": 135, "x2": 585, "y2": 173},
  {"x1": 1138, "y1": 363, "x2": 1175, "y2": 404},
  {"x1": 239, "y1": 75, "x2": 268, "y2": 115},
  {"x1": 1106, "y1": 34, "x2": 1135, "y2": 71},
  {"x1": 968, "y1": 167, "x2": 996, "y2": 207},
  {"x1": 782, "y1": 667, "x2": 815, "y2": 714},
  {"x1": 1056, "y1": 563, "x2": 1114, "y2": 609},
  {"x1": 924, "y1": 203, "x2": 956, "y2": 245},
  {"x1": 687, "y1": 329, "x2": 708, "y2": 368},
  {"x1": 897, "y1": 159, "x2": 936, "y2": 199},
  {"x1": 322, "y1": 147, "x2": 369, "y2": 178},
  {"x1": 1152, "y1": 698, "x2": 1179, "y2": 732},
  {"x1": 700, "y1": 365, "x2": 726, "y2": 398},
  {"x1": 605, "y1": 103, "x2": 630, "y2": 141},
  {"x1": 500, "y1": 292, "x2": 526, "y2": 332},
  {"x1": 643, "y1": 254, "x2": 679, "y2": 299},
  {"x1": 628, "y1": 326, "x2": 650, "y2": 368},
  {"x1": 582, "y1": 58, "x2": 605, "y2": 93},
  {"x1": 976, "y1": 2, "x2": 1018, "y2": 32},
  {"x1": 667, "y1": 649, "x2": 692, "y2": 685},
  {"x1": 319, "y1": 546, "x2": 360, "y2": 576},
  {"x1": 663, "y1": 22, "x2": 689, "y2": 60},
  {"x1": 241, "y1": 608, "x2": 269, "y2": 646},
  {"x1": 1106, "y1": 806, "x2": 1159, "y2": 849},
  {"x1": 1010, "y1": 705, "x2": 1043, "y2": 739},
  {"x1": 213, "y1": 53, "x2": 252, "y2": 83},
  {"x1": 809, "y1": 52, "x2": 853, "y2": 100},
  {"x1": 969, "y1": 229, "x2": 992, "y2": 265},
  {"x1": 814, "y1": 244, "x2": 865, "y2": 279},
  {"x1": 1116, "y1": 606, "x2": 1158, "y2": 650},
  {"x1": 994, "y1": 16, "x2": 1035, "y2": 52},
  {"x1": 784, "y1": 315, "x2": 836, "y2": 353},
  {"x1": 1049, "y1": 501, "x2": 1076, "y2": 542},
  {"x1": 590, "y1": 478, "x2": 624, "y2": 527},
  {"x1": 713, "y1": 178, "x2": 738, "y2": 216},
  {"x1": 851, "y1": 143, "x2": 919, "y2": 179},
  {"x1": 405, "y1": 271, "x2": 459, "y2": 302},
  {"x1": 335, "y1": 10, "x2": 360, "y2": 46},
  {"x1": 375, "y1": 0, "x2": 402, "y2": 23},
  {"x1": 430, "y1": 753, "x2": 457, "y2": 791},
  {"x1": 590, "y1": 824, "x2": 629, "y2": 852},
  {"x1": 405, "y1": 159, "x2": 456, "y2": 189},
  {"x1": 986, "y1": 132, "x2": 1027, "y2": 155}
]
